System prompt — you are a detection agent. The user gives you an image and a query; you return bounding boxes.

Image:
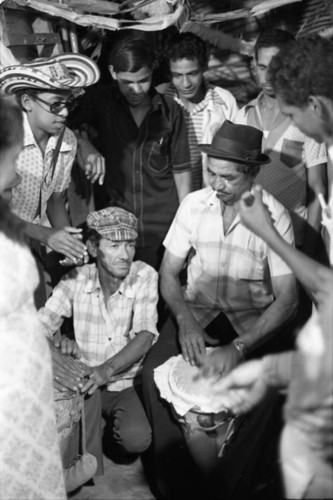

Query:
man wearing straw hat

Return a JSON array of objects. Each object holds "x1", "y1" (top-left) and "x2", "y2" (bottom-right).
[
  {"x1": 0, "y1": 53, "x2": 102, "y2": 305},
  {"x1": 141, "y1": 121, "x2": 298, "y2": 499}
]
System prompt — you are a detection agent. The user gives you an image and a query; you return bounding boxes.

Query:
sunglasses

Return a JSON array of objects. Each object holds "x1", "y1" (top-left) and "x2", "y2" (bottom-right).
[{"x1": 32, "y1": 95, "x2": 79, "y2": 115}]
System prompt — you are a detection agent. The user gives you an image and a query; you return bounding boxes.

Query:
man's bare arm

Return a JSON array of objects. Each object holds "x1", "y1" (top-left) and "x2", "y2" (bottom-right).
[
  {"x1": 239, "y1": 186, "x2": 328, "y2": 301},
  {"x1": 160, "y1": 249, "x2": 206, "y2": 365},
  {"x1": 81, "y1": 331, "x2": 154, "y2": 394}
]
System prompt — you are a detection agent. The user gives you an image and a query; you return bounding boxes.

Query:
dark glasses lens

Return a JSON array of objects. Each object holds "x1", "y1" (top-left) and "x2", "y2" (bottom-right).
[{"x1": 50, "y1": 98, "x2": 78, "y2": 114}]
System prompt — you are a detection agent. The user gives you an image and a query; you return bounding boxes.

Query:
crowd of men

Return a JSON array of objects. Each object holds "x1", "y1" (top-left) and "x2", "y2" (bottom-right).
[{"x1": 0, "y1": 26, "x2": 332, "y2": 500}]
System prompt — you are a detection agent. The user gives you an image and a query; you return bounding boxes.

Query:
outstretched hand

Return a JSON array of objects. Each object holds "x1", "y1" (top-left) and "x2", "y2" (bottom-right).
[
  {"x1": 206, "y1": 359, "x2": 269, "y2": 414},
  {"x1": 239, "y1": 185, "x2": 276, "y2": 239},
  {"x1": 46, "y1": 226, "x2": 88, "y2": 263}
]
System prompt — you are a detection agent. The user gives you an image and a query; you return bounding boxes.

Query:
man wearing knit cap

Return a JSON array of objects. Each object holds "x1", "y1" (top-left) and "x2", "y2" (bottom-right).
[{"x1": 38, "y1": 206, "x2": 159, "y2": 473}]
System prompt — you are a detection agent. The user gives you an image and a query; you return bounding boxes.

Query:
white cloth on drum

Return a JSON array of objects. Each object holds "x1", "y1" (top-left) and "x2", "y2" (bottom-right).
[{"x1": 154, "y1": 354, "x2": 227, "y2": 417}]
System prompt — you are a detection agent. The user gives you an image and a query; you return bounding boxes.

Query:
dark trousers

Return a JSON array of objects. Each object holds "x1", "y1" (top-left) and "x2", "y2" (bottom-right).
[
  {"x1": 85, "y1": 386, "x2": 151, "y2": 475},
  {"x1": 141, "y1": 313, "x2": 283, "y2": 500}
]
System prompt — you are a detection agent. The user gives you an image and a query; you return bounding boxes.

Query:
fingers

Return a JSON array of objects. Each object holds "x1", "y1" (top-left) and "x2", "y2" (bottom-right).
[
  {"x1": 181, "y1": 335, "x2": 206, "y2": 366},
  {"x1": 63, "y1": 227, "x2": 83, "y2": 234},
  {"x1": 84, "y1": 155, "x2": 105, "y2": 185},
  {"x1": 50, "y1": 230, "x2": 88, "y2": 260},
  {"x1": 80, "y1": 378, "x2": 95, "y2": 394},
  {"x1": 59, "y1": 337, "x2": 81, "y2": 358}
]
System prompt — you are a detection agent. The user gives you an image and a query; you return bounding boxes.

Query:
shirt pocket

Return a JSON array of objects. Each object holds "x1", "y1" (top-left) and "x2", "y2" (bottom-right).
[
  {"x1": 236, "y1": 252, "x2": 268, "y2": 282},
  {"x1": 280, "y1": 139, "x2": 303, "y2": 169},
  {"x1": 147, "y1": 136, "x2": 171, "y2": 173}
]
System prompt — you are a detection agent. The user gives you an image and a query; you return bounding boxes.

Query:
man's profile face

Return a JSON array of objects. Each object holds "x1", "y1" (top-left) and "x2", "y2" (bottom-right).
[
  {"x1": 207, "y1": 157, "x2": 253, "y2": 205},
  {"x1": 169, "y1": 58, "x2": 204, "y2": 103},
  {"x1": 256, "y1": 47, "x2": 280, "y2": 97},
  {"x1": 96, "y1": 237, "x2": 136, "y2": 279},
  {"x1": 111, "y1": 66, "x2": 152, "y2": 107},
  {"x1": 23, "y1": 90, "x2": 73, "y2": 136},
  {"x1": 276, "y1": 95, "x2": 327, "y2": 143}
]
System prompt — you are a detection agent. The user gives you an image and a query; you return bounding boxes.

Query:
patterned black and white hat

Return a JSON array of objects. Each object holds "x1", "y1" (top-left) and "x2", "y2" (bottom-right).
[
  {"x1": 87, "y1": 207, "x2": 138, "y2": 241},
  {"x1": 0, "y1": 53, "x2": 100, "y2": 95}
]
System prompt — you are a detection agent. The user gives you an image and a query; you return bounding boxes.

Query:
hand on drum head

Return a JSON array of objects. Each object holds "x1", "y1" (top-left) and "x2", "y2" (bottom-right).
[
  {"x1": 197, "y1": 342, "x2": 244, "y2": 379},
  {"x1": 178, "y1": 315, "x2": 206, "y2": 366},
  {"x1": 207, "y1": 359, "x2": 270, "y2": 415}
]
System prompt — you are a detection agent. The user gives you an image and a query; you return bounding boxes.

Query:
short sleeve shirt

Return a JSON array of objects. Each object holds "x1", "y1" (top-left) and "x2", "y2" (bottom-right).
[
  {"x1": 163, "y1": 186, "x2": 294, "y2": 335},
  {"x1": 38, "y1": 260, "x2": 159, "y2": 391},
  {"x1": 10, "y1": 113, "x2": 76, "y2": 224}
]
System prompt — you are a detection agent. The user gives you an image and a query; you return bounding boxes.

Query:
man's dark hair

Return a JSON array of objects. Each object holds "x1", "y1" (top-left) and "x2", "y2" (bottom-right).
[
  {"x1": 268, "y1": 35, "x2": 333, "y2": 107},
  {"x1": 108, "y1": 32, "x2": 156, "y2": 73},
  {"x1": 84, "y1": 227, "x2": 102, "y2": 247},
  {"x1": 164, "y1": 32, "x2": 209, "y2": 71},
  {"x1": 254, "y1": 28, "x2": 295, "y2": 60}
]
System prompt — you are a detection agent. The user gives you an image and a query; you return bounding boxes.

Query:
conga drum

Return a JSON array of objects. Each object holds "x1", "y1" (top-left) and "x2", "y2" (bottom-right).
[{"x1": 154, "y1": 352, "x2": 242, "y2": 476}]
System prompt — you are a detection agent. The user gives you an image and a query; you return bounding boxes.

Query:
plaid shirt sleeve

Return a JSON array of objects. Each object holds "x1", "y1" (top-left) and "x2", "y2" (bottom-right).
[
  {"x1": 163, "y1": 194, "x2": 193, "y2": 258},
  {"x1": 37, "y1": 269, "x2": 77, "y2": 337},
  {"x1": 129, "y1": 263, "x2": 159, "y2": 340}
]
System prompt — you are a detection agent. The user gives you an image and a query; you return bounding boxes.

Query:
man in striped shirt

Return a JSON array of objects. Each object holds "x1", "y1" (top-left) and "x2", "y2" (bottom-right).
[
  {"x1": 158, "y1": 32, "x2": 238, "y2": 191},
  {"x1": 38, "y1": 207, "x2": 159, "y2": 473}
]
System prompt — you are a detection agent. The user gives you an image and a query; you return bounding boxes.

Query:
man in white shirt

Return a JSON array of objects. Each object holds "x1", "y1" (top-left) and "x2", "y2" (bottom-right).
[
  {"x1": 237, "y1": 29, "x2": 327, "y2": 254},
  {"x1": 141, "y1": 121, "x2": 298, "y2": 500}
]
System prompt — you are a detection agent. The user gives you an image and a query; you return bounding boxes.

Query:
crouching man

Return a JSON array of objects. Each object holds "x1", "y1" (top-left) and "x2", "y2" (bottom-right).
[{"x1": 38, "y1": 207, "x2": 159, "y2": 473}]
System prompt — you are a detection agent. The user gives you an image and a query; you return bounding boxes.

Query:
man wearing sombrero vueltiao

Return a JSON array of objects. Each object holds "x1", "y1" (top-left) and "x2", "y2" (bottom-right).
[{"x1": 0, "y1": 54, "x2": 101, "y2": 306}]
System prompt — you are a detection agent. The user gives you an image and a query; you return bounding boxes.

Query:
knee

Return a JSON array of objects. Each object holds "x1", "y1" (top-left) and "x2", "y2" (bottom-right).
[{"x1": 115, "y1": 421, "x2": 152, "y2": 454}]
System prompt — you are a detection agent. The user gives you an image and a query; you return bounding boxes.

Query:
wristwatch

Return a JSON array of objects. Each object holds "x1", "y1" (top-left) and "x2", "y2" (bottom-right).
[{"x1": 232, "y1": 338, "x2": 248, "y2": 359}]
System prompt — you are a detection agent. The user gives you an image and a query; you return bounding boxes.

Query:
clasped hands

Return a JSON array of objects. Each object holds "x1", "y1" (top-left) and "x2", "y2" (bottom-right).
[{"x1": 50, "y1": 336, "x2": 111, "y2": 397}]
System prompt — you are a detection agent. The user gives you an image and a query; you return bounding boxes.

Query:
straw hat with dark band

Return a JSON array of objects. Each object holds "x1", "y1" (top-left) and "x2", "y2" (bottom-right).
[
  {"x1": 199, "y1": 120, "x2": 270, "y2": 166},
  {"x1": 0, "y1": 53, "x2": 100, "y2": 95}
]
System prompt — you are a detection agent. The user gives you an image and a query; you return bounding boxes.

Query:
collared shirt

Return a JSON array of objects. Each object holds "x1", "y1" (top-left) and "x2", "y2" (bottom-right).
[
  {"x1": 163, "y1": 186, "x2": 294, "y2": 335},
  {"x1": 10, "y1": 113, "x2": 76, "y2": 223},
  {"x1": 160, "y1": 82, "x2": 238, "y2": 191},
  {"x1": 237, "y1": 92, "x2": 327, "y2": 246},
  {"x1": 38, "y1": 260, "x2": 159, "y2": 391},
  {"x1": 71, "y1": 86, "x2": 191, "y2": 248}
]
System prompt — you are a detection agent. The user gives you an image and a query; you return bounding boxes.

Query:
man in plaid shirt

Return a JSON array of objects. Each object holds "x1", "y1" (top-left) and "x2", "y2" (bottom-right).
[
  {"x1": 38, "y1": 207, "x2": 159, "y2": 473},
  {"x1": 141, "y1": 121, "x2": 298, "y2": 500}
]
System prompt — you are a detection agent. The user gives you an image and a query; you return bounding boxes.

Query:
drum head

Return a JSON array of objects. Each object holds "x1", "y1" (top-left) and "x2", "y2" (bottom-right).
[{"x1": 169, "y1": 354, "x2": 226, "y2": 413}]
